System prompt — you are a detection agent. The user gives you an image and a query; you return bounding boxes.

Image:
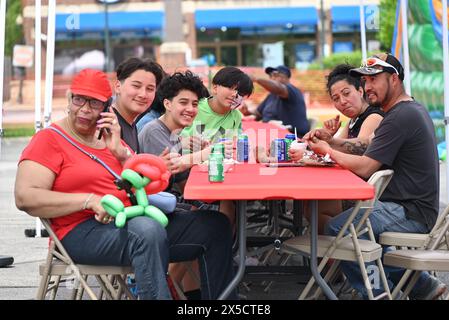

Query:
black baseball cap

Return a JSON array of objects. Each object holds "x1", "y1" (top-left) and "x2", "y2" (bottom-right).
[
  {"x1": 265, "y1": 65, "x2": 291, "y2": 78},
  {"x1": 349, "y1": 53, "x2": 405, "y2": 81}
]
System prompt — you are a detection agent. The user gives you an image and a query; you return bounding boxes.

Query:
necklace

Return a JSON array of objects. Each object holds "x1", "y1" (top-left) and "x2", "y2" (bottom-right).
[
  {"x1": 349, "y1": 104, "x2": 369, "y2": 130},
  {"x1": 66, "y1": 117, "x2": 99, "y2": 148},
  {"x1": 348, "y1": 117, "x2": 359, "y2": 130}
]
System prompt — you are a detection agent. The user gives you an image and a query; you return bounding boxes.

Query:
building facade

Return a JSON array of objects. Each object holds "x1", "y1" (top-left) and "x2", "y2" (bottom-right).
[{"x1": 20, "y1": 0, "x2": 380, "y2": 74}]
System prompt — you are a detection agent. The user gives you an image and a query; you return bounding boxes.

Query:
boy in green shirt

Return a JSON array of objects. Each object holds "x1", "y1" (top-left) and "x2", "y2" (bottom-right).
[
  {"x1": 181, "y1": 66, "x2": 253, "y2": 231},
  {"x1": 181, "y1": 66, "x2": 254, "y2": 145}
]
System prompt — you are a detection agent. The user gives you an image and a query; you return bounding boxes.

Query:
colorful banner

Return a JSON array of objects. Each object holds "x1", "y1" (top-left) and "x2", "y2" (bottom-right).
[
  {"x1": 391, "y1": 0, "x2": 404, "y2": 61},
  {"x1": 429, "y1": 0, "x2": 449, "y2": 45}
]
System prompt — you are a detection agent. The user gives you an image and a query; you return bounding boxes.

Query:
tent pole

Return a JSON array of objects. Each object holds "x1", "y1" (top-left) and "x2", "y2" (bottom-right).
[
  {"x1": 34, "y1": 0, "x2": 43, "y2": 237},
  {"x1": 400, "y1": 0, "x2": 411, "y2": 95},
  {"x1": 359, "y1": 0, "x2": 367, "y2": 61},
  {"x1": 0, "y1": 0, "x2": 7, "y2": 141},
  {"x1": 442, "y1": 0, "x2": 449, "y2": 204},
  {"x1": 44, "y1": 0, "x2": 55, "y2": 128}
]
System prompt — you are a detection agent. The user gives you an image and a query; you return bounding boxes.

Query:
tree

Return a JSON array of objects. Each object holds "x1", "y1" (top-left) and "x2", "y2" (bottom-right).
[
  {"x1": 378, "y1": 0, "x2": 397, "y2": 51},
  {"x1": 5, "y1": 0, "x2": 24, "y2": 57}
]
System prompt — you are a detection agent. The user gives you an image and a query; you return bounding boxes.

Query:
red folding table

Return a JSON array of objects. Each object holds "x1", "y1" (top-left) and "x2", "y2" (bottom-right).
[{"x1": 184, "y1": 163, "x2": 375, "y2": 299}]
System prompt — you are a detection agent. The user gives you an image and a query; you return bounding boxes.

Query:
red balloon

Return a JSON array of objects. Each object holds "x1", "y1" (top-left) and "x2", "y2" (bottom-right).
[
  {"x1": 123, "y1": 154, "x2": 171, "y2": 195},
  {"x1": 135, "y1": 163, "x2": 160, "y2": 181}
]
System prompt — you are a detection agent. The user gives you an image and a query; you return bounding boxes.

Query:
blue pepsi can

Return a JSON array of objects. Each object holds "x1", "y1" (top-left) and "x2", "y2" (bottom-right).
[
  {"x1": 270, "y1": 138, "x2": 286, "y2": 161},
  {"x1": 237, "y1": 134, "x2": 249, "y2": 162}
]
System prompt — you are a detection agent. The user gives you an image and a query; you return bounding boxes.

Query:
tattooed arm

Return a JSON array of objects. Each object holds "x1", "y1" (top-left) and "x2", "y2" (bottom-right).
[
  {"x1": 307, "y1": 138, "x2": 382, "y2": 179},
  {"x1": 326, "y1": 113, "x2": 382, "y2": 155},
  {"x1": 329, "y1": 137, "x2": 370, "y2": 155}
]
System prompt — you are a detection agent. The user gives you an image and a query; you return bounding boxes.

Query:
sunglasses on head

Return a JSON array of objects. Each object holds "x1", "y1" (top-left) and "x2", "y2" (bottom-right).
[{"x1": 362, "y1": 57, "x2": 399, "y2": 76}]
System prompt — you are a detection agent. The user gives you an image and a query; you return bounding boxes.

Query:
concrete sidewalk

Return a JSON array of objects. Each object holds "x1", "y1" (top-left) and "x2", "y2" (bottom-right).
[{"x1": 1, "y1": 137, "x2": 448, "y2": 300}]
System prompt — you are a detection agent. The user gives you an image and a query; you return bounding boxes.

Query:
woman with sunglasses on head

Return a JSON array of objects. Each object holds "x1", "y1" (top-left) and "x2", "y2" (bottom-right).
[
  {"x1": 294, "y1": 64, "x2": 384, "y2": 234},
  {"x1": 304, "y1": 64, "x2": 384, "y2": 155},
  {"x1": 15, "y1": 69, "x2": 237, "y2": 300}
]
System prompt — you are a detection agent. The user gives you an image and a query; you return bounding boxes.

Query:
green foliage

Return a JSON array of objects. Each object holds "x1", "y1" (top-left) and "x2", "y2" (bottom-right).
[
  {"x1": 3, "y1": 127, "x2": 35, "y2": 138},
  {"x1": 5, "y1": 0, "x2": 24, "y2": 56},
  {"x1": 308, "y1": 51, "x2": 374, "y2": 70},
  {"x1": 378, "y1": 0, "x2": 397, "y2": 51}
]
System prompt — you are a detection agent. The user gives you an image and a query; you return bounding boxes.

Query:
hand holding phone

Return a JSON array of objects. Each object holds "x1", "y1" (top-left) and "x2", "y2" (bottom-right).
[{"x1": 97, "y1": 98, "x2": 113, "y2": 140}]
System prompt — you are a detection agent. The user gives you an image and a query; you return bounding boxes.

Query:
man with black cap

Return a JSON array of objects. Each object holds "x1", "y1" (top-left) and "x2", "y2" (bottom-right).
[
  {"x1": 290, "y1": 53, "x2": 446, "y2": 299},
  {"x1": 250, "y1": 65, "x2": 309, "y2": 136}
]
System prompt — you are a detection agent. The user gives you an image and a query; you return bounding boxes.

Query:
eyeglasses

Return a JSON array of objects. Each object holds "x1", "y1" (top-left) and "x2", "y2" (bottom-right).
[
  {"x1": 71, "y1": 95, "x2": 106, "y2": 111},
  {"x1": 362, "y1": 57, "x2": 399, "y2": 75}
]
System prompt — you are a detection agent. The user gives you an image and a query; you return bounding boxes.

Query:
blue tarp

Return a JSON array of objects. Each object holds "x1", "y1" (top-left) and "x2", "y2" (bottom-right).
[{"x1": 195, "y1": 7, "x2": 317, "y2": 29}]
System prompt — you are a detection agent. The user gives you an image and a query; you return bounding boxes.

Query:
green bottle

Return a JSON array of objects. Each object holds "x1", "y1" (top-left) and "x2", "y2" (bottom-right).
[
  {"x1": 212, "y1": 143, "x2": 225, "y2": 157},
  {"x1": 208, "y1": 151, "x2": 224, "y2": 182}
]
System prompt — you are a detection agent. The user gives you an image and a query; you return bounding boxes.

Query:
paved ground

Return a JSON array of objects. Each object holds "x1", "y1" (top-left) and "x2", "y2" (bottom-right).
[{"x1": 1, "y1": 136, "x2": 448, "y2": 300}]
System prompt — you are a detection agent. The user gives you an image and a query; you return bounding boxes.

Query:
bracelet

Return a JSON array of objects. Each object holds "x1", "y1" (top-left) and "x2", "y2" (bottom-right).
[{"x1": 82, "y1": 193, "x2": 94, "y2": 210}]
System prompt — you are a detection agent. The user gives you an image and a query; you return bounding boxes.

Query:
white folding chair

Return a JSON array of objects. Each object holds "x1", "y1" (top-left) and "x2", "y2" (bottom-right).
[
  {"x1": 383, "y1": 210, "x2": 449, "y2": 300},
  {"x1": 379, "y1": 204, "x2": 449, "y2": 250},
  {"x1": 36, "y1": 218, "x2": 135, "y2": 300},
  {"x1": 281, "y1": 169, "x2": 394, "y2": 300}
]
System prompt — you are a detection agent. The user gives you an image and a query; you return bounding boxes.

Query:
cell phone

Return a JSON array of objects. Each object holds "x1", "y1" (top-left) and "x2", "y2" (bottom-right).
[
  {"x1": 97, "y1": 98, "x2": 113, "y2": 140},
  {"x1": 230, "y1": 94, "x2": 243, "y2": 109}
]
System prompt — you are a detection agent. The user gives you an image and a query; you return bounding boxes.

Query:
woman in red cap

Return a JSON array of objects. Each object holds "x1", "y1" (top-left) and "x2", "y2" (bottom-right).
[{"x1": 14, "y1": 68, "x2": 236, "y2": 300}]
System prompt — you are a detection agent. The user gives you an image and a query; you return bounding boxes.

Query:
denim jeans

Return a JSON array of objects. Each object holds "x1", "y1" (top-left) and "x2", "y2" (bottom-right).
[
  {"x1": 62, "y1": 210, "x2": 235, "y2": 300},
  {"x1": 324, "y1": 201, "x2": 431, "y2": 298}
]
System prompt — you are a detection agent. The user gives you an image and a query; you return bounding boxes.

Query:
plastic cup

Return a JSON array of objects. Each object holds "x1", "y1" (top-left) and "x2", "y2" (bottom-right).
[
  {"x1": 289, "y1": 141, "x2": 307, "y2": 161},
  {"x1": 289, "y1": 141, "x2": 307, "y2": 151}
]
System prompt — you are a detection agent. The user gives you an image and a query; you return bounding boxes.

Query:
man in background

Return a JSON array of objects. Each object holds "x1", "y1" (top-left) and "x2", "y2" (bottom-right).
[{"x1": 250, "y1": 65, "x2": 309, "y2": 136}]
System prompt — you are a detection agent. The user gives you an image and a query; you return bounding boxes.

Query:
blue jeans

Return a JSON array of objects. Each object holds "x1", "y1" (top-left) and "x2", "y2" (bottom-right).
[
  {"x1": 62, "y1": 210, "x2": 235, "y2": 300},
  {"x1": 324, "y1": 201, "x2": 431, "y2": 298}
]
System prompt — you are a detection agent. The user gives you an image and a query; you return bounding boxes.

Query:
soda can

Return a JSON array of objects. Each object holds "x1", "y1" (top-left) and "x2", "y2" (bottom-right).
[
  {"x1": 270, "y1": 138, "x2": 286, "y2": 162},
  {"x1": 237, "y1": 134, "x2": 249, "y2": 162},
  {"x1": 208, "y1": 152, "x2": 224, "y2": 182},
  {"x1": 218, "y1": 138, "x2": 232, "y2": 159},
  {"x1": 284, "y1": 133, "x2": 296, "y2": 160}
]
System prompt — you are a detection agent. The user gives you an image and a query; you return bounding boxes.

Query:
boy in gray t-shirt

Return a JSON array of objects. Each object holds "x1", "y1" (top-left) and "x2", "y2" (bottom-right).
[
  {"x1": 138, "y1": 70, "x2": 210, "y2": 185},
  {"x1": 139, "y1": 118, "x2": 181, "y2": 156}
]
